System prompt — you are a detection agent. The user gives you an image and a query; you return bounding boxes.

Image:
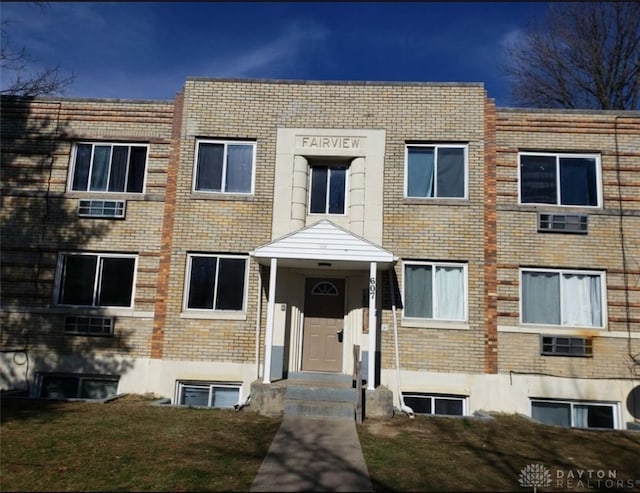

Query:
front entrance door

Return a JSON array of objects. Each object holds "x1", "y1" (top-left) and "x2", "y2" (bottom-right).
[{"x1": 301, "y1": 278, "x2": 345, "y2": 372}]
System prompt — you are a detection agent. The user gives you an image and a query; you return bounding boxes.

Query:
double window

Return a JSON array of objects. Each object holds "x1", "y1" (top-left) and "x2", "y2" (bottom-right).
[
  {"x1": 519, "y1": 152, "x2": 600, "y2": 207},
  {"x1": 185, "y1": 254, "x2": 248, "y2": 312},
  {"x1": 402, "y1": 393, "x2": 466, "y2": 416},
  {"x1": 70, "y1": 142, "x2": 147, "y2": 193},
  {"x1": 405, "y1": 144, "x2": 466, "y2": 199},
  {"x1": 309, "y1": 161, "x2": 348, "y2": 214},
  {"x1": 194, "y1": 140, "x2": 255, "y2": 194},
  {"x1": 531, "y1": 399, "x2": 616, "y2": 429},
  {"x1": 56, "y1": 253, "x2": 136, "y2": 308},
  {"x1": 403, "y1": 261, "x2": 467, "y2": 321},
  {"x1": 38, "y1": 373, "x2": 119, "y2": 399},
  {"x1": 176, "y1": 381, "x2": 240, "y2": 408},
  {"x1": 521, "y1": 269, "x2": 604, "y2": 328}
]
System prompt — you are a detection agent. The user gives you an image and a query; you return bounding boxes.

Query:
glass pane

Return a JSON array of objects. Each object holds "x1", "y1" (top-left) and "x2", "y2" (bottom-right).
[
  {"x1": 72, "y1": 144, "x2": 92, "y2": 191},
  {"x1": 522, "y1": 271, "x2": 560, "y2": 324},
  {"x1": 532, "y1": 401, "x2": 571, "y2": 427},
  {"x1": 98, "y1": 257, "x2": 135, "y2": 307},
  {"x1": 196, "y1": 143, "x2": 224, "y2": 191},
  {"x1": 435, "y1": 266, "x2": 464, "y2": 320},
  {"x1": 404, "y1": 264, "x2": 433, "y2": 318},
  {"x1": 434, "y1": 398, "x2": 463, "y2": 416},
  {"x1": 407, "y1": 147, "x2": 434, "y2": 198},
  {"x1": 181, "y1": 386, "x2": 210, "y2": 406},
  {"x1": 328, "y1": 167, "x2": 346, "y2": 214},
  {"x1": 520, "y1": 155, "x2": 557, "y2": 204},
  {"x1": 41, "y1": 376, "x2": 79, "y2": 398},
  {"x1": 561, "y1": 274, "x2": 602, "y2": 327},
  {"x1": 437, "y1": 148, "x2": 465, "y2": 197},
  {"x1": 211, "y1": 387, "x2": 239, "y2": 408},
  {"x1": 60, "y1": 255, "x2": 97, "y2": 305},
  {"x1": 310, "y1": 167, "x2": 328, "y2": 213},
  {"x1": 225, "y1": 144, "x2": 253, "y2": 193},
  {"x1": 560, "y1": 158, "x2": 597, "y2": 206},
  {"x1": 215, "y1": 258, "x2": 246, "y2": 310},
  {"x1": 402, "y1": 395, "x2": 432, "y2": 414},
  {"x1": 80, "y1": 379, "x2": 118, "y2": 399},
  {"x1": 188, "y1": 257, "x2": 217, "y2": 309},
  {"x1": 579, "y1": 405, "x2": 614, "y2": 429},
  {"x1": 89, "y1": 145, "x2": 111, "y2": 191},
  {"x1": 108, "y1": 146, "x2": 128, "y2": 192},
  {"x1": 127, "y1": 146, "x2": 147, "y2": 193}
]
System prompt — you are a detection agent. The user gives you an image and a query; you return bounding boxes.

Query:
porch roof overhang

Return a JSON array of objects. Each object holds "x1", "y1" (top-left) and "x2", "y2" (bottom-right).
[{"x1": 249, "y1": 219, "x2": 397, "y2": 270}]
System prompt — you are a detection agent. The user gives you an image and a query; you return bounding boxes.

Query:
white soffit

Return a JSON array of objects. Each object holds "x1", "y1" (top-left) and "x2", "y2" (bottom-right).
[{"x1": 250, "y1": 220, "x2": 396, "y2": 265}]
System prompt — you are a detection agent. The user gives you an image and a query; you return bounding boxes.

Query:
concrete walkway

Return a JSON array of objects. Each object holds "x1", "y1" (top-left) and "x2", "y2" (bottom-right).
[{"x1": 250, "y1": 415, "x2": 374, "y2": 492}]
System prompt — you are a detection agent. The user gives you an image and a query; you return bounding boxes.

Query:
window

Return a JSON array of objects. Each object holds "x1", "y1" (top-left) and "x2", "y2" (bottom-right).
[
  {"x1": 38, "y1": 373, "x2": 119, "y2": 399},
  {"x1": 185, "y1": 254, "x2": 248, "y2": 311},
  {"x1": 194, "y1": 140, "x2": 255, "y2": 193},
  {"x1": 541, "y1": 335, "x2": 593, "y2": 357},
  {"x1": 402, "y1": 393, "x2": 466, "y2": 416},
  {"x1": 531, "y1": 399, "x2": 616, "y2": 429},
  {"x1": 309, "y1": 162, "x2": 347, "y2": 214},
  {"x1": 405, "y1": 145, "x2": 466, "y2": 199},
  {"x1": 519, "y1": 153, "x2": 600, "y2": 207},
  {"x1": 521, "y1": 269, "x2": 604, "y2": 328},
  {"x1": 403, "y1": 262, "x2": 466, "y2": 321},
  {"x1": 56, "y1": 253, "x2": 136, "y2": 308},
  {"x1": 70, "y1": 142, "x2": 147, "y2": 193},
  {"x1": 176, "y1": 381, "x2": 240, "y2": 408}
]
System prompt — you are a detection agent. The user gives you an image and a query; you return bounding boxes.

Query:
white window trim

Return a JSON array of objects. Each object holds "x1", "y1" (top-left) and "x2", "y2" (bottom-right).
[
  {"x1": 402, "y1": 261, "x2": 468, "y2": 323},
  {"x1": 175, "y1": 380, "x2": 242, "y2": 408},
  {"x1": 182, "y1": 253, "x2": 249, "y2": 314},
  {"x1": 518, "y1": 151, "x2": 602, "y2": 208},
  {"x1": 67, "y1": 141, "x2": 149, "y2": 194},
  {"x1": 530, "y1": 398, "x2": 619, "y2": 429},
  {"x1": 53, "y1": 252, "x2": 138, "y2": 309},
  {"x1": 404, "y1": 143, "x2": 469, "y2": 200},
  {"x1": 307, "y1": 163, "x2": 349, "y2": 216},
  {"x1": 519, "y1": 267, "x2": 607, "y2": 329},
  {"x1": 192, "y1": 139, "x2": 256, "y2": 195}
]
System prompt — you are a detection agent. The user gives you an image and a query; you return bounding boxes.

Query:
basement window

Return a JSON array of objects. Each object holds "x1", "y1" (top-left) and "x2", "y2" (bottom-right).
[
  {"x1": 402, "y1": 392, "x2": 466, "y2": 416},
  {"x1": 531, "y1": 399, "x2": 617, "y2": 429},
  {"x1": 175, "y1": 381, "x2": 240, "y2": 409},
  {"x1": 37, "y1": 373, "x2": 119, "y2": 399}
]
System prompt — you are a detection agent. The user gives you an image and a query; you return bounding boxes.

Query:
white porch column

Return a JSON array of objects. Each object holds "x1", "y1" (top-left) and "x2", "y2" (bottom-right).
[
  {"x1": 368, "y1": 261, "x2": 377, "y2": 390},
  {"x1": 263, "y1": 258, "x2": 278, "y2": 384}
]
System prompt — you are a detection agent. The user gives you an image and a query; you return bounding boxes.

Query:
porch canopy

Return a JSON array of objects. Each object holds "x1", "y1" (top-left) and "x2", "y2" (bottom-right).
[{"x1": 249, "y1": 220, "x2": 397, "y2": 388}]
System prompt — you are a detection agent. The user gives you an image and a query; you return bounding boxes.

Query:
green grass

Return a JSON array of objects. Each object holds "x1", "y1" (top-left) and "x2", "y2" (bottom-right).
[{"x1": 2, "y1": 395, "x2": 639, "y2": 492}]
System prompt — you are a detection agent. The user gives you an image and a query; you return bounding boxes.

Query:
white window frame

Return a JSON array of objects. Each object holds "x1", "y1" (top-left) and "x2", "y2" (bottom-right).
[
  {"x1": 68, "y1": 142, "x2": 149, "y2": 194},
  {"x1": 530, "y1": 398, "x2": 619, "y2": 429},
  {"x1": 518, "y1": 152, "x2": 602, "y2": 208},
  {"x1": 193, "y1": 139, "x2": 256, "y2": 194},
  {"x1": 520, "y1": 268, "x2": 606, "y2": 329},
  {"x1": 175, "y1": 381, "x2": 241, "y2": 409},
  {"x1": 402, "y1": 392, "x2": 468, "y2": 416},
  {"x1": 307, "y1": 162, "x2": 349, "y2": 215},
  {"x1": 404, "y1": 144, "x2": 468, "y2": 200},
  {"x1": 402, "y1": 261, "x2": 468, "y2": 322},
  {"x1": 183, "y1": 253, "x2": 249, "y2": 313},
  {"x1": 54, "y1": 252, "x2": 138, "y2": 309}
]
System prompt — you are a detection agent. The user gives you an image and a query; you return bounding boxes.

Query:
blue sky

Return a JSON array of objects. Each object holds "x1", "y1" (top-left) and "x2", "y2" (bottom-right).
[{"x1": 1, "y1": 2, "x2": 550, "y2": 106}]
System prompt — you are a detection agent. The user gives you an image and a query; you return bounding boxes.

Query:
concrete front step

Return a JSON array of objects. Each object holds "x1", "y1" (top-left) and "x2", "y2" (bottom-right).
[
  {"x1": 284, "y1": 399, "x2": 355, "y2": 419},
  {"x1": 284, "y1": 372, "x2": 357, "y2": 419}
]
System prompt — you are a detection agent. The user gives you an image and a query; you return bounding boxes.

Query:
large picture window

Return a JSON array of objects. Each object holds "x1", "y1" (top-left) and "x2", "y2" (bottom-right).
[
  {"x1": 521, "y1": 269, "x2": 604, "y2": 328},
  {"x1": 403, "y1": 261, "x2": 466, "y2": 321},
  {"x1": 185, "y1": 254, "x2": 248, "y2": 311},
  {"x1": 194, "y1": 140, "x2": 255, "y2": 194},
  {"x1": 56, "y1": 253, "x2": 136, "y2": 308},
  {"x1": 309, "y1": 162, "x2": 348, "y2": 214},
  {"x1": 70, "y1": 142, "x2": 147, "y2": 193},
  {"x1": 519, "y1": 153, "x2": 600, "y2": 207},
  {"x1": 531, "y1": 399, "x2": 616, "y2": 429},
  {"x1": 405, "y1": 145, "x2": 466, "y2": 199}
]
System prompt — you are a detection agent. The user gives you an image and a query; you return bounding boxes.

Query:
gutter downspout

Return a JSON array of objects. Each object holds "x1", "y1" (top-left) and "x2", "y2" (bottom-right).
[{"x1": 389, "y1": 269, "x2": 414, "y2": 418}]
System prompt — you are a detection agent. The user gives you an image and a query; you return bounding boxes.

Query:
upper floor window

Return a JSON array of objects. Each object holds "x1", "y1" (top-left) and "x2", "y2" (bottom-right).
[
  {"x1": 184, "y1": 254, "x2": 248, "y2": 312},
  {"x1": 405, "y1": 144, "x2": 466, "y2": 199},
  {"x1": 519, "y1": 153, "x2": 600, "y2": 207},
  {"x1": 309, "y1": 162, "x2": 348, "y2": 214},
  {"x1": 521, "y1": 269, "x2": 604, "y2": 328},
  {"x1": 194, "y1": 140, "x2": 255, "y2": 194},
  {"x1": 70, "y1": 142, "x2": 147, "y2": 193},
  {"x1": 56, "y1": 253, "x2": 136, "y2": 308},
  {"x1": 403, "y1": 261, "x2": 467, "y2": 321}
]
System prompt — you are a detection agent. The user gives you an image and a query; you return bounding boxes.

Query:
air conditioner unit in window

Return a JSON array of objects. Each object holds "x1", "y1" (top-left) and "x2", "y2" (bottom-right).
[
  {"x1": 65, "y1": 315, "x2": 114, "y2": 336},
  {"x1": 538, "y1": 213, "x2": 588, "y2": 234},
  {"x1": 77, "y1": 199, "x2": 126, "y2": 219},
  {"x1": 541, "y1": 335, "x2": 593, "y2": 357}
]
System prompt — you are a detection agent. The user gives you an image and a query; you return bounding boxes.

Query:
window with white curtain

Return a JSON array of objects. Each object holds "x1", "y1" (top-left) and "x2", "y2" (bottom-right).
[
  {"x1": 521, "y1": 269, "x2": 604, "y2": 328},
  {"x1": 403, "y1": 261, "x2": 466, "y2": 321},
  {"x1": 405, "y1": 144, "x2": 466, "y2": 199},
  {"x1": 531, "y1": 399, "x2": 616, "y2": 429},
  {"x1": 194, "y1": 139, "x2": 255, "y2": 194}
]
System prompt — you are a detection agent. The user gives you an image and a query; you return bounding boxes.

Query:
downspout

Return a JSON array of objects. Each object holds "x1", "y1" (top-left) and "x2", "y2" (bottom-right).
[{"x1": 389, "y1": 269, "x2": 414, "y2": 418}]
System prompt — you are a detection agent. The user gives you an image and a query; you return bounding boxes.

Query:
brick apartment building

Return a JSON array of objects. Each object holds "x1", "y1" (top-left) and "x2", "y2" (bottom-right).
[{"x1": 1, "y1": 78, "x2": 639, "y2": 429}]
